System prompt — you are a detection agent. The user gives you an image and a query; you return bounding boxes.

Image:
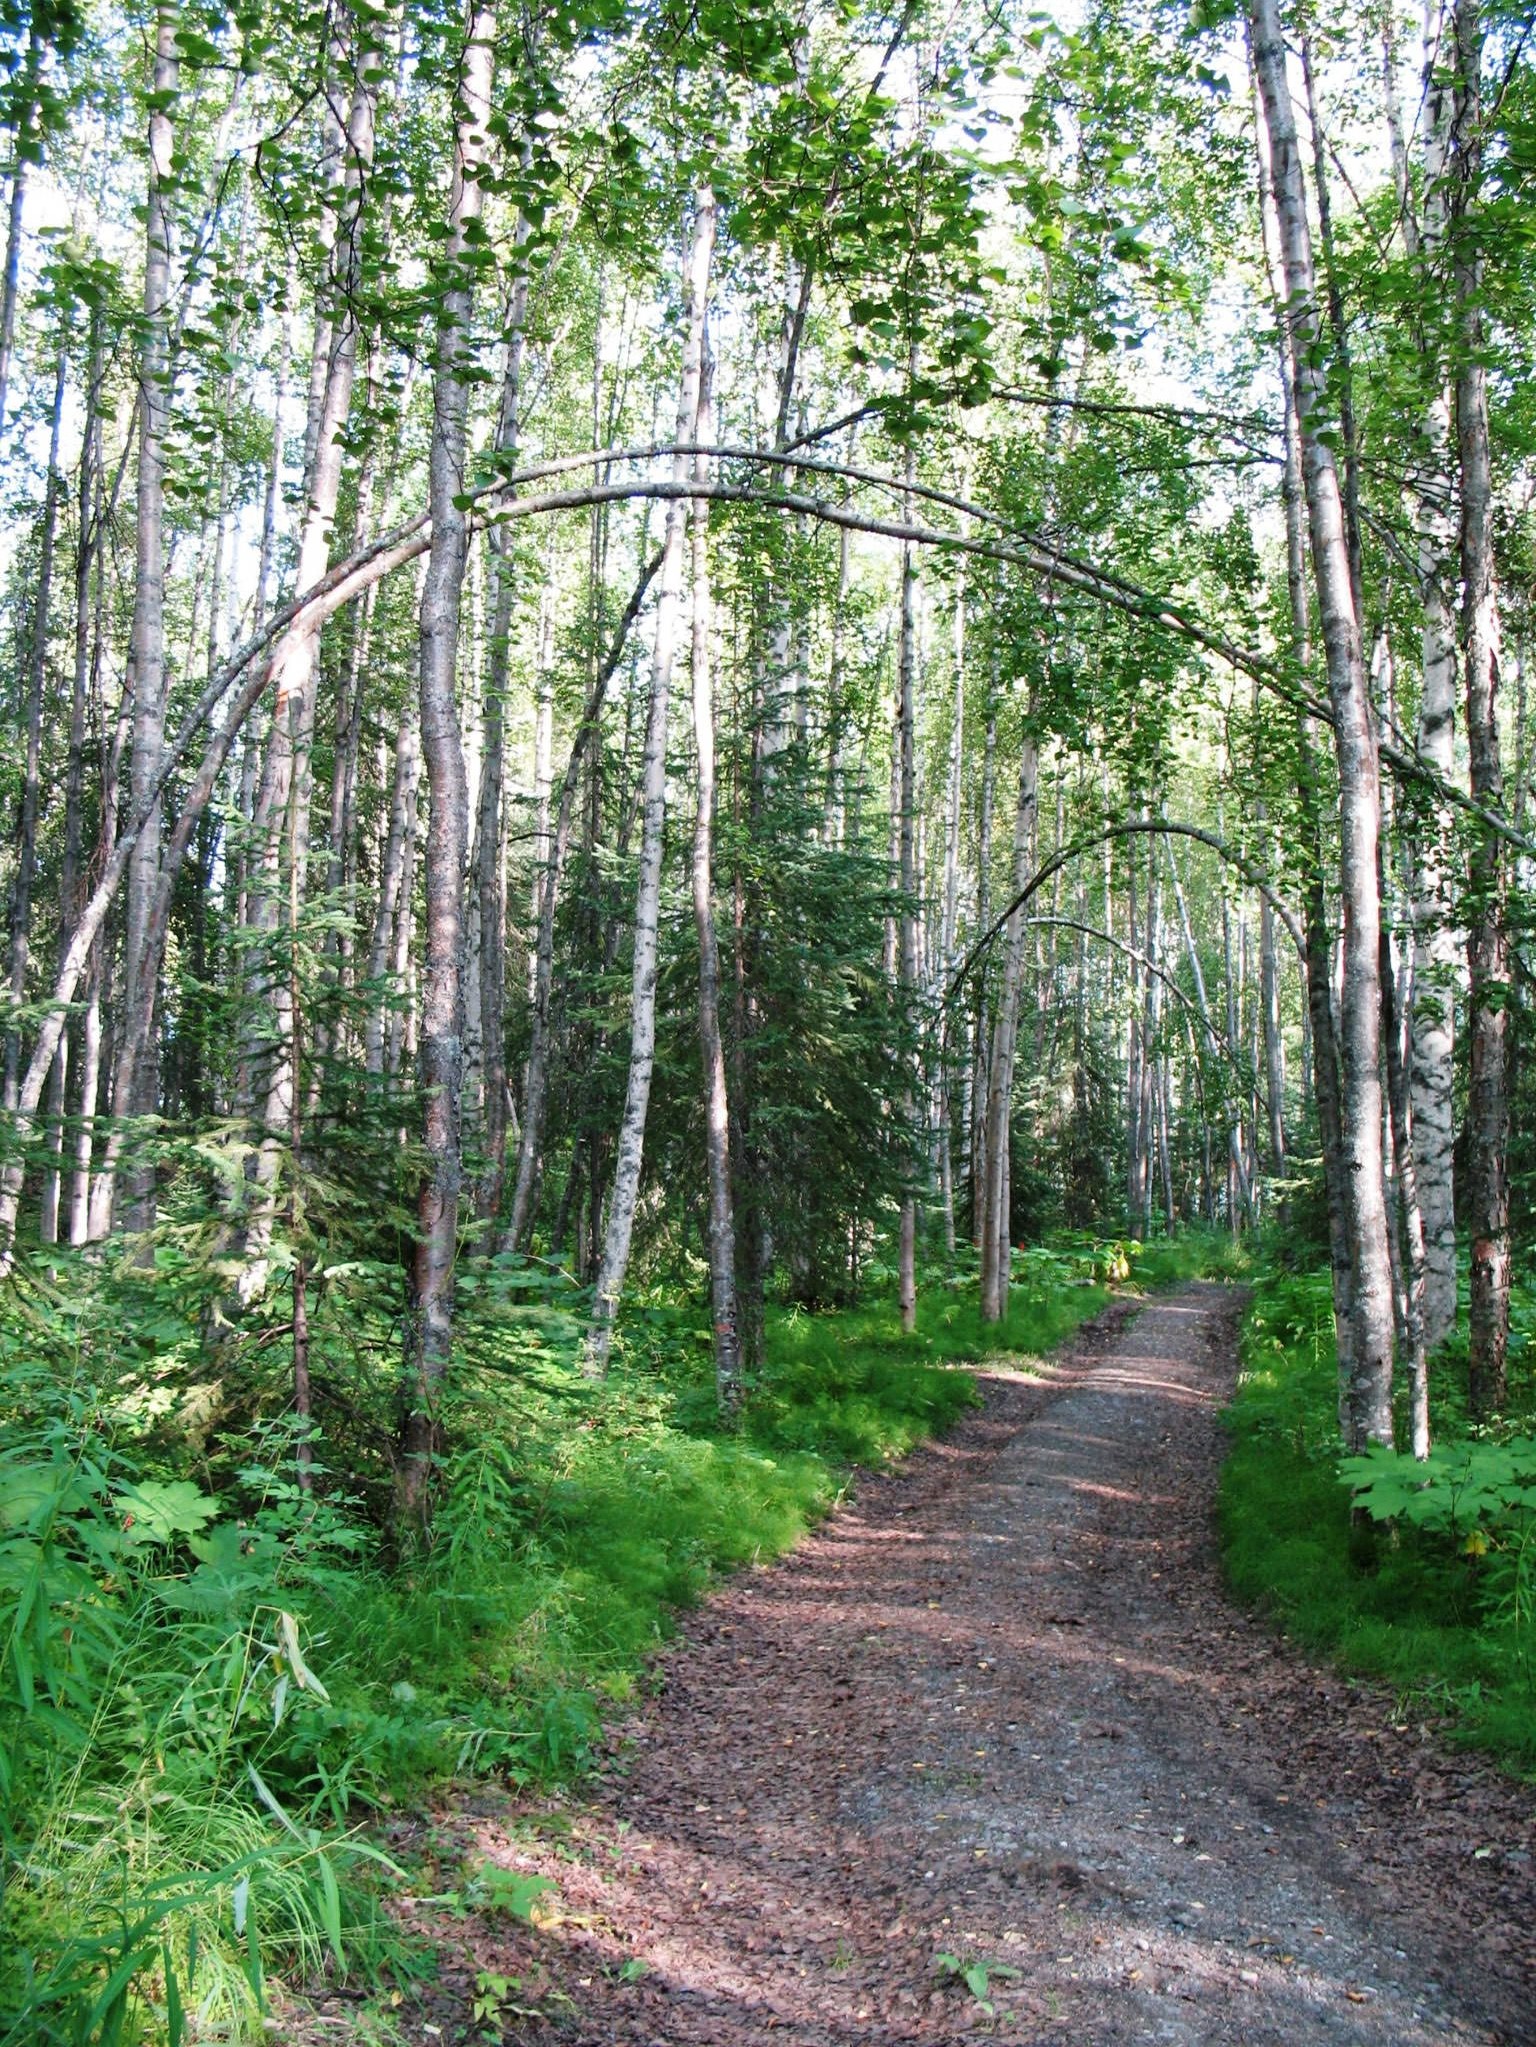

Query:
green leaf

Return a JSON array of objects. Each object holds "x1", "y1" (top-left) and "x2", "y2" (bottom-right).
[
  {"x1": 163, "y1": 1945, "x2": 185, "y2": 2047},
  {"x1": 113, "y1": 1480, "x2": 220, "y2": 1545},
  {"x1": 467, "y1": 1864, "x2": 557, "y2": 1922},
  {"x1": 316, "y1": 1852, "x2": 345, "y2": 1968}
]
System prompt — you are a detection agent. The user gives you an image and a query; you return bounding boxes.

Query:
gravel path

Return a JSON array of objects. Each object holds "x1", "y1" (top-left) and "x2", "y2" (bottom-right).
[{"x1": 396, "y1": 1286, "x2": 1536, "y2": 2045}]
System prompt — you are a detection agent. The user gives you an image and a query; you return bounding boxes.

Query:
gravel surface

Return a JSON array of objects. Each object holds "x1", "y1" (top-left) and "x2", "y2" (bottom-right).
[{"x1": 359, "y1": 1286, "x2": 1536, "y2": 2045}]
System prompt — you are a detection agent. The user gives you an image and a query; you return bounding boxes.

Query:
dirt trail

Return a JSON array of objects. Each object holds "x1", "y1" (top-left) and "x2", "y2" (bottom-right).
[{"x1": 408, "y1": 1287, "x2": 1536, "y2": 2045}]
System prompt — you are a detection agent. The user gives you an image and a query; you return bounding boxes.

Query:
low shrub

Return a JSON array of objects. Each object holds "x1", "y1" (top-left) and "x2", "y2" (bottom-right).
[{"x1": 1220, "y1": 1263, "x2": 1536, "y2": 1775}]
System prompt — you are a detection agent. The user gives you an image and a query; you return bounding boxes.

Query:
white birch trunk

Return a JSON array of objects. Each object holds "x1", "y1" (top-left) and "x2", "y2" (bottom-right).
[
  {"x1": 1407, "y1": 29, "x2": 1460, "y2": 1348},
  {"x1": 1252, "y1": 0, "x2": 1396, "y2": 1450},
  {"x1": 688, "y1": 386, "x2": 741, "y2": 1411},
  {"x1": 111, "y1": 5, "x2": 178, "y2": 1236},
  {"x1": 398, "y1": 3, "x2": 497, "y2": 1512}
]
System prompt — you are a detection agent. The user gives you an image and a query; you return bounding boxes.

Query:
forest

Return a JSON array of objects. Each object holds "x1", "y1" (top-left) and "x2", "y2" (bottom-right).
[{"x1": 0, "y1": 0, "x2": 1533, "y2": 2037}]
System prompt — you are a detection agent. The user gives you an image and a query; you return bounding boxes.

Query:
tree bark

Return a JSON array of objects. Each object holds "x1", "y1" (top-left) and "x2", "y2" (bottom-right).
[
  {"x1": 0, "y1": 37, "x2": 38, "y2": 442},
  {"x1": 1251, "y1": 41, "x2": 1358, "y2": 1405},
  {"x1": 1252, "y1": 0, "x2": 1396, "y2": 1451},
  {"x1": 365, "y1": 702, "x2": 422, "y2": 1074},
  {"x1": 5, "y1": 340, "x2": 66, "y2": 1115},
  {"x1": 979, "y1": 724, "x2": 1038, "y2": 1324},
  {"x1": 1452, "y1": 0, "x2": 1509, "y2": 1419},
  {"x1": 1407, "y1": 28, "x2": 1460, "y2": 1350},
  {"x1": 688, "y1": 392, "x2": 741, "y2": 1413},
  {"x1": 896, "y1": 445, "x2": 921, "y2": 1335},
  {"x1": 474, "y1": 249, "x2": 530, "y2": 1223},
  {"x1": 1259, "y1": 888, "x2": 1286, "y2": 1179},
  {"x1": 936, "y1": 569, "x2": 965, "y2": 1258},
  {"x1": 1381, "y1": 848, "x2": 1431, "y2": 1457},
  {"x1": 397, "y1": 3, "x2": 497, "y2": 1517},
  {"x1": 111, "y1": 4, "x2": 179, "y2": 1237},
  {"x1": 970, "y1": 679, "x2": 997, "y2": 1243}
]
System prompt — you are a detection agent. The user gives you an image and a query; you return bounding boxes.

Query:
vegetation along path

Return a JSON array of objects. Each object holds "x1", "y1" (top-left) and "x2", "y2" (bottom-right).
[{"x1": 393, "y1": 1288, "x2": 1535, "y2": 2045}]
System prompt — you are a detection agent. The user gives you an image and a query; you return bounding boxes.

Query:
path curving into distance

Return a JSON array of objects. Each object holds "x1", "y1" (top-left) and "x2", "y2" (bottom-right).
[{"x1": 403, "y1": 1287, "x2": 1536, "y2": 2045}]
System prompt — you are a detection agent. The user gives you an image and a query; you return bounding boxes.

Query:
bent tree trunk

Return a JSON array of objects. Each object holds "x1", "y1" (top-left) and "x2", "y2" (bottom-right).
[
  {"x1": 1252, "y1": 0, "x2": 1395, "y2": 1450},
  {"x1": 583, "y1": 185, "x2": 716, "y2": 1375}
]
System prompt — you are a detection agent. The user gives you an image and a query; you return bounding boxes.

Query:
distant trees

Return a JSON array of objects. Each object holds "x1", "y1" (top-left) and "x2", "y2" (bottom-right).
[{"x1": 0, "y1": 0, "x2": 1529, "y2": 1511}]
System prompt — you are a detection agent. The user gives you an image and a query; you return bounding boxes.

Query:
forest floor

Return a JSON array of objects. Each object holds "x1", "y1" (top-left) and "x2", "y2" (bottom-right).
[{"x1": 342, "y1": 1286, "x2": 1536, "y2": 2046}]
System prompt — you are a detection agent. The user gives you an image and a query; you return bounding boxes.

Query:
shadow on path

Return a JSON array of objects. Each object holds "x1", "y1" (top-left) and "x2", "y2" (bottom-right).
[{"x1": 402, "y1": 1287, "x2": 1536, "y2": 2046}]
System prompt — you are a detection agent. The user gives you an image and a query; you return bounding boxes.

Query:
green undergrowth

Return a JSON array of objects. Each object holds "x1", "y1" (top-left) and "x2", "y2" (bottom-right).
[
  {"x1": 365, "y1": 1244, "x2": 1121, "y2": 1785},
  {"x1": 1123, "y1": 1226, "x2": 1249, "y2": 1293},
  {"x1": 1, "y1": 1229, "x2": 1229, "y2": 2041},
  {"x1": 1221, "y1": 1262, "x2": 1536, "y2": 1776}
]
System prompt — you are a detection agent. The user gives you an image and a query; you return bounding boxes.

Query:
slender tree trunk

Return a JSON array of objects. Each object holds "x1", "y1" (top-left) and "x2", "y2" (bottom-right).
[
  {"x1": 5, "y1": 340, "x2": 66, "y2": 1115},
  {"x1": 1260, "y1": 890, "x2": 1286, "y2": 1178},
  {"x1": 936, "y1": 566, "x2": 965, "y2": 1259},
  {"x1": 474, "y1": 251, "x2": 530, "y2": 1223},
  {"x1": 56, "y1": 316, "x2": 103, "y2": 1243},
  {"x1": 1452, "y1": 0, "x2": 1509, "y2": 1418},
  {"x1": 1126, "y1": 834, "x2": 1145, "y2": 1222},
  {"x1": 110, "y1": 5, "x2": 179, "y2": 1237},
  {"x1": 970, "y1": 682, "x2": 997, "y2": 1243},
  {"x1": 1143, "y1": 840, "x2": 1165, "y2": 1236},
  {"x1": 1301, "y1": 35, "x2": 1365, "y2": 613},
  {"x1": 1381, "y1": 848, "x2": 1431, "y2": 1457},
  {"x1": 822, "y1": 518, "x2": 853, "y2": 842},
  {"x1": 0, "y1": 162, "x2": 25, "y2": 443},
  {"x1": 397, "y1": 4, "x2": 498, "y2": 1517},
  {"x1": 254, "y1": 289, "x2": 292, "y2": 631},
  {"x1": 529, "y1": 524, "x2": 558, "y2": 966},
  {"x1": 1252, "y1": 57, "x2": 1358, "y2": 1403},
  {"x1": 288, "y1": 803, "x2": 313, "y2": 1489},
  {"x1": 896, "y1": 446, "x2": 920, "y2": 1335},
  {"x1": 688, "y1": 397, "x2": 741, "y2": 1413},
  {"x1": 979, "y1": 723, "x2": 1037, "y2": 1324},
  {"x1": 1408, "y1": 33, "x2": 1460, "y2": 1349},
  {"x1": 583, "y1": 186, "x2": 715, "y2": 1375},
  {"x1": 365, "y1": 701, "x2": 421, "y2": 1072},
  {"x1": 0, "y1": 41, "x2": 37, "y2": 442},
  {"x1": 1252, "y1": 0, "x2": 1396, "y2": 1450},
  {"x1": 27, "y1": 346, "x2": 72, "y2": 1243}
]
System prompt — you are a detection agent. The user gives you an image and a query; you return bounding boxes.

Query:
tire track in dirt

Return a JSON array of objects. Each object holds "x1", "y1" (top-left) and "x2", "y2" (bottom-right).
[{"x1": 400, "y1": 1286, "x2": 1536, "y2": 2045}]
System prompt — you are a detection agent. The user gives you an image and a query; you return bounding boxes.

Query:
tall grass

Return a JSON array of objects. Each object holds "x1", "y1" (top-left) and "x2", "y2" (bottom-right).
[{"x1": 0, "y1": 1392, "x2": 394, "y2": 2046}]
